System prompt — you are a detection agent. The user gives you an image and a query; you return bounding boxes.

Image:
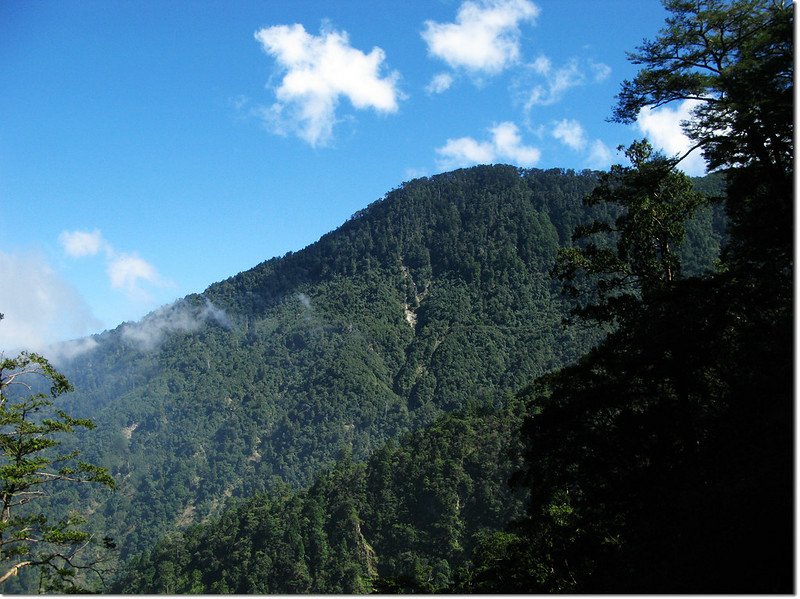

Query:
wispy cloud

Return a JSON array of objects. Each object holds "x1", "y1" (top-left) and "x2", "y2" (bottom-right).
[
  {"x1": 107, "y1": 253, "x2": 169, "y2": 300},
  {"x1": 422, "y1": 0, "x2": 538, "y2": 79},
  {"x1": 522, "y1": 56, "x2": 611, "y2": 109},
  {"x1": 297, "y1": 292, "x2": 312, "y2": 310},
  {"x1": 254, "y1": 23, "x2": 402, "y2": 147},
  {"x1": 59, "y1": 229, "x2": 107, "y2": 258},
  {"x1": 425, "y1": 72, "x2": 455, "y2": 94},
  {"x1": 525, "y1": 57, "x2": 582, "y2": 107},
  {"x1": 404, "y1": 167, "x2": 430, "y2": 180},
  {"x1": 0, "y1": 251, "x2": 101, "y2": 354},
  {"x1": 436, "y1": 121, "x2": 540, "y2": 169},
  {"x1": 587, "y1": 139, "x2": 615, "y2": 169},
  {"x1": 45, "y1": 337, "x2": 100, "y2": 364},
  {"x1": 549, "y1": 119, "x2": 617, "y2": 170},
  {"x1": 59, "y1": 229, "x2": 170, "y2": 303},
  {"x1": 636, "y1": 99, "x2": 707, "y2": 176},
  {"x1": 551, "y1": 118, "x2": 587, "y2": 151},
  {"x1": 121, "y1": 297, "x2": 230, "y2": 351},
  {"x1": 589, "y1": 60, "x2": 612, "y2": 83}
]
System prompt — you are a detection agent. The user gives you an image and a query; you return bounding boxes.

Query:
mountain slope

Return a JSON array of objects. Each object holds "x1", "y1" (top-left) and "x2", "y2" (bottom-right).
[
  {"x1": 34, "y1": 165, "x2": 723, "y2": 572},
  {"x1": 112, "y1": 397, "x2": 528, "y2": 594}
]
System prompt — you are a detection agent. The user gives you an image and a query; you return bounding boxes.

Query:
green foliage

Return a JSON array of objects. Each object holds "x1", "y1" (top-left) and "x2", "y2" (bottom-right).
[
  {"x1": 363, "y1": 396, "x2": 528, "y2": 592},
  {"x1": 22, "y1": 0, "x2": 784, "y2": 594},
  {"x1": 0, "y1": 352, "x2": 115, "y2": 592},
  {"x1": 616, "y1": 0, "x2": 793, "y2": 292},
  {"x1": 615, "y1": 0, "x2": 793, "y2": 172},
  {"x1": 514, "y1": 272, "x2": 791, "y2": 591},
  {"x1": 111, "y1": 397, "x2": 528, "y2": 594},
  {"x1": 4, "y1": 2, "x2": 786, "y2": 594}
]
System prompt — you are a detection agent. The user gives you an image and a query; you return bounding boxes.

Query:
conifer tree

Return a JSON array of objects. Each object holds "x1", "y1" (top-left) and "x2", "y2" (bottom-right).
[{"x1": 0, "y1": 331, "x2": 115, "y2": 592}]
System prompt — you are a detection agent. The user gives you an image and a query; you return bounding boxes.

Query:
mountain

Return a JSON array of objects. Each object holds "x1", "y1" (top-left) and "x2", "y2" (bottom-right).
[{"x1": 11, "y1": 165, "x2": 725, "y2": 591}]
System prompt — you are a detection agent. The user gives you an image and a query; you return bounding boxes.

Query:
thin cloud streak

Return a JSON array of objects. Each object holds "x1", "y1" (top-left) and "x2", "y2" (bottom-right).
[
  {"x1": 121, "y1": 297, "x2": 230, "y2": 351},
  {"x1": 522, "y1": 56, "x2": 612, "y2": 109}
]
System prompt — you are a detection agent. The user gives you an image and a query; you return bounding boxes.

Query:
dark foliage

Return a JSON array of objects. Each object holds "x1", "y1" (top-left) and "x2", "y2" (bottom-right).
[{"x1": 504, "y1": 0, "x2": 793, "y2": 593}]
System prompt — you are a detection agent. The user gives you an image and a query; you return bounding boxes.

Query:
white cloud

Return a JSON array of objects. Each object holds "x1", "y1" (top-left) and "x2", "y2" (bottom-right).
[
  {"x1": 59, "y1": 229, "x2": 107, "y2": 258},
  {"x1": 254, "y1": 23, "x2": 402, "y2": 147},
  {"x1": 0, "y1": 252, "x2": 101, "y2": 353},
  {"x1": 525, "y1": 57, "x2": 583, "y2": 107},
  {"x1": 46, "y1": 337, "x2": 100, "y2": 363},
  {"x1": 636, "y1": 99, "x2": 707, "y2": 176},
  {"x1": 438, "y1": 137, "x2": 496, "y2": 167},
  {"x1": 587, "y1": 139, "x2": 614, "y2": 169},
  {"x1": 426, "y1": 72, "x2": 455, "y2": 94},
  {"x1": 297, "y1": 292, "x2": 312, "y2": 309},
  {"x1": 529, "y1": 54, "x2": 551, "y2": 75},
  {"x1": 552, "y1": 118, "x2": 587, "y2": 151},
  {"x1": 231, "y1": 94, "x2": 250, "y2": 111},
  {"x1": 422, "y1": 0, "x2": 539, "y2": 75},
  {"x1": 404, "y1": 167, "x2": 430, "y2": 180},
  {"x1": 491, "y1": 121, "x2": 541, "y2": 164},
  {"x1": 436, "y1": 121, "x2": 540, "y2": 169}
]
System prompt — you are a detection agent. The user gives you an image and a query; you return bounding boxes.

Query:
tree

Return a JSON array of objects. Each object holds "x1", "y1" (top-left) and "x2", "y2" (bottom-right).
[
  {"x1": 610, "y1": 0, "x2": 793, "y2": 508},
  {"x1": 0, "y1": 347, "x2": 115, "y2": 592},
  {"x1": 614, "y1": 0, "x2": 792, "y2": 171},
  {"x1": 554, "y1": 139, "x2": 707, "y2": 323},
  {"x1": 513, "y1": 139, "x2": 719, "y2": 592}
]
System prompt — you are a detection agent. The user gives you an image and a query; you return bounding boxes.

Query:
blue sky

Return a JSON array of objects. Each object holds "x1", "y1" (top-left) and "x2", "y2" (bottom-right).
[{"x1": 1, "y1": 0, "x2": 709, "y2": 352}]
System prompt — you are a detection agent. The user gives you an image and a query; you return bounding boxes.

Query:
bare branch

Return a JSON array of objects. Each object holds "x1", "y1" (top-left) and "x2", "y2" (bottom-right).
[
  {"x1": 0, "y1": 561, "x2": 32, "y2": 585},
  {"x1": 0, "y1": 366, "x2": 47, "y2": 390},
  {"x1": 32, "y1": 471, "x2": 101, "y2": 485}
]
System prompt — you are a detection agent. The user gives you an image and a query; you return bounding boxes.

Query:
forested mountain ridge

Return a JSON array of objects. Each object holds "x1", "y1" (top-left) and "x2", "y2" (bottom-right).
[
  {"x1": 100, "y1": 164, "x2": 729, "y2": 594},
  {"x1": 9, "y1": 165, "x2": 724, "y2": 587},
  {"x1": 2, "y1": 0, "x2": 789, "y2": 593}
]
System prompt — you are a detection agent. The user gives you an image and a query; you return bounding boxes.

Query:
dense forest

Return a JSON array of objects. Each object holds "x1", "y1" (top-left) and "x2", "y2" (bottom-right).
[
  {"x1": 112, "y1": 398, "x2": 529, "y2": 593},
  {"x1": 0, "y1": 0, "x2": 791, "y2": 593}
]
